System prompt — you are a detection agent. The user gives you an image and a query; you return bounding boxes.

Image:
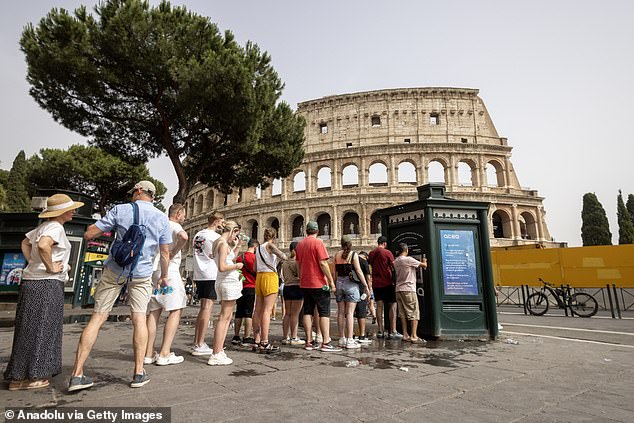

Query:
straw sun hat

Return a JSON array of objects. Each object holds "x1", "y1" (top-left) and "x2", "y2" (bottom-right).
[{"x1": 38, "y1": 194, "x2": 84, "y2": 218}]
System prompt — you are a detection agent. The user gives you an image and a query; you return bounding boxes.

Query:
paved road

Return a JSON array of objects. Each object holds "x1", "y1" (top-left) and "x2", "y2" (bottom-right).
[{"x1": 1, "y1": 305, "x2": 633, "y2": 422}]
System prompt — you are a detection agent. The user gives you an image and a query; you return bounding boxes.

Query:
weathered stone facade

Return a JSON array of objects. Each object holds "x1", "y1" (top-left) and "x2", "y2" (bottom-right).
[{"x1": 183, "y1": 87, "x2": 560, "y2": 255}]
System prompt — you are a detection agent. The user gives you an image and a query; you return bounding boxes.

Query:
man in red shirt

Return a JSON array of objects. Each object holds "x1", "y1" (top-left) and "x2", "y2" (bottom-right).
[
  {"x1": 233, "y1": 239, "x2": 258, "y2": 346},
  {"x1": 296, "y1": 221, "x2": 341, "y2": 352},
  {"x1": 368, "y1": 236, "x2": 402, "y2": 339}
]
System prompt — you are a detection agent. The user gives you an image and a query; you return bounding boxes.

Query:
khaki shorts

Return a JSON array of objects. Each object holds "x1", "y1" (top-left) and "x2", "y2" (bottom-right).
[
  {"x1": 255, "y1": 272, "x2": 279, "y2": 297},
  {"x1": 396, "y1": 291, "x2": 419, "y2": 321},
  {"x1": 93, "y1": 267, "x2": 152, "y2": 313}
]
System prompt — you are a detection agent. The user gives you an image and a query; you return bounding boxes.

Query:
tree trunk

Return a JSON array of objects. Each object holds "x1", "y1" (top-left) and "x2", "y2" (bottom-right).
[{"x1": 160, "y1": 130, "x2": 189, "y2": 204}]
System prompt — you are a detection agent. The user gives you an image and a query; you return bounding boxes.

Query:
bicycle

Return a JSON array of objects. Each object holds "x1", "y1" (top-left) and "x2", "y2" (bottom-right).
[{"x1": 526, "y1": 278, "x2": 598, "y2": 317}]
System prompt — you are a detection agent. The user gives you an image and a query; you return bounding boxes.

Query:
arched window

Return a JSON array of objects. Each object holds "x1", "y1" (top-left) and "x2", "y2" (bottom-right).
[
  {"x1": 486, "y1": 161, "x2": 504, "y2": 187},
  {"x1": 492, "y1": 210, "x2": 511, "y2": 239},
  {"x1": 272, "y1": 178, "x2": 282, "y2": 196},
  {"x1": 249, "y1": 220, "x2": 259, "y2": 241},
  {"x1": 427, "y1": 160, "x2": 445, "y2": 183},
  {"x1": 342, "y1": 164, "x2": 359, "y2": 187},
  {"x1": 206, "y1": 189, "x2": 214, "y2": 209},
  {"x1": 268, "y1": 217, "x2": 280, "y2": 235},
  {"x1": 397, "y1": 161, "x2": 417, "y2": 184},
  {"x1": 196, "y1": 194, "x2": 204, "y2": 215},
  {"x1": 458, "y1": 162, "x2": 473, "y2": 186},
  {"x1": 342, "y1": 212, "x2": 360, "y2": 238},
  {"x1": 370, "y1": 211, "x2": 382, "y2": 235},
  {"x1": 369, "y1": 162, "x2": 388, "y2": 185},
  {"x1": 293, "y1": 172, "x2": 306, "y2": 192},
  {"x1": 317, "y1": 167, "x2": 332, "y2": 189},
  {"x1": 292, "y1": 216, "x2": 304, "y2": 240},
  {"x1": 520, "y1": 212, "x2": 538, "y2": 240},
  {"x1": 317, "y1": 213, "x2": 331, "y2": 239}
]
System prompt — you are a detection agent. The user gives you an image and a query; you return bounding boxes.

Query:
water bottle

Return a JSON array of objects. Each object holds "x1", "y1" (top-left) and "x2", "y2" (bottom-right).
[
  {"x1": 322, "y1": 284, "x2": 330, "y2": 292},
  {"x1": 345, "y1": 360, "x2": 359, "y2": 368},
  {"x1": 360, "y1": 293, "x2": 368, "y2": 301}
]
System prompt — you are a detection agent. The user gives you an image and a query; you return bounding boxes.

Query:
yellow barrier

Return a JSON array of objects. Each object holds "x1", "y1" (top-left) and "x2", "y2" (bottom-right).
[{"x1": 491, "y1": 244, "x2": 634, "y2": 288}]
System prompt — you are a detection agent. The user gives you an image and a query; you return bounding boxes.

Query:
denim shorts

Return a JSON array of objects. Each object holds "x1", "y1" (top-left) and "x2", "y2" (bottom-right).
[{"x1": 335, "y1": 277, "x2": 361, "y2": 303}]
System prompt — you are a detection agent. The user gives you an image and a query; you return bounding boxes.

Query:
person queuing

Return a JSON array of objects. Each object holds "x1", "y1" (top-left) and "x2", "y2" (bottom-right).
[
  {"x1": 355, "y1": 251, "x2": 373, "y2": 344},
  {"x1": 334, "y1": 236, "x2": 370, "y2": 349},
  {"x1": 368, "y1": 236, "x2": 402, "y2": 340},
  {"x1": 5, "y1": 194, "x2": 84, "y2": 391},
  {"x1": 207, "y1": 221, "x2": 244, "y2": 365},
  {"x1": 281, "y1": 242, "x2": 304, "y2": 345},
  {"x1": 393, "y1": 243, "x2": 427, "y2": 343},
  {"x1": 69, "y1": 181, "x2": 171, "y2": 391},
  {"x1": 191, "y1": 212, "x2": 224, "y2": 356},
  {"x1": 296, "y1": 221, "x2": 341, "y2": 352},
  {"x1": 144, "y1": 203, "x2": 189, "y2": 366},
  {"x1": 233, "y1": 238, "x2": 259, "y2": 347},
  {"x1": 252, "y1": 228, "x2": 287, "y2": 354}
]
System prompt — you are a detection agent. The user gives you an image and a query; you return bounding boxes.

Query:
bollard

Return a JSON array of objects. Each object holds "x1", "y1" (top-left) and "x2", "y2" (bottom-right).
[
  {"x1": 606, "y1": 284, "x2": 615, "y2": 319},
  {"x1": 521, "y1": 284, "x2": 528, "y2": 315},
  {"x1": 612, "y1": 284, "x2": 622, "y2": 319}
]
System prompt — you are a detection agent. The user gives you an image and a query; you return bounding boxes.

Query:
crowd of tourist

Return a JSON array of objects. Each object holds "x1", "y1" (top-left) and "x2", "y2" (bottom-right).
[{"x1": 4, "y1": 182, "x2": 428, "y2": 392}]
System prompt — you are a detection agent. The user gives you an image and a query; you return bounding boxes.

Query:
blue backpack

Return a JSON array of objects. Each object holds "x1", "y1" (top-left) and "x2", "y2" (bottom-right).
[{"x1": 110, "y1": 202, "x2": 146, "y2": 282}]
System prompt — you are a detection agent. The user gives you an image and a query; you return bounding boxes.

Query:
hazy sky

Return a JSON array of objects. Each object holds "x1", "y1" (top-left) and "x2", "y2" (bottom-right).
[{"x1": 2, "y1": 1, "x2": 633, "y2": 246}]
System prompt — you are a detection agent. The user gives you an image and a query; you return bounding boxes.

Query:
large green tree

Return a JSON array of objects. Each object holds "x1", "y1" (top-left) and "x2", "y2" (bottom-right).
[
  {"x1": 0, "y1": 169, "x2": 9, "y2": 211},
  {"x1": 617, "y1": 190, "x2": 634, "y2": 244},
  {"x1": 20, "y1": 0, "x2": 305, "y2": 203},
  {"x1": 581, "y1": 193, "x2": 612, "y2": 246},
  {"x1": 5, "y1": 151, "x2": 32, "y2": 212},
  {"x1": 28, "y1": 145, "x2": 166, "y2": 215}
]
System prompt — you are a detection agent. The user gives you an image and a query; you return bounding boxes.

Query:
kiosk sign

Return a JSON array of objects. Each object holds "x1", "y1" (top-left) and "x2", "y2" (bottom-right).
[{"x1": 440, "y1": 229, "x2": 478, "y2": 296}]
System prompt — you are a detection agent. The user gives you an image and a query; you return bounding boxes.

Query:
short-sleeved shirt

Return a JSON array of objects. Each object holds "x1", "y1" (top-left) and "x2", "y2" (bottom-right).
[
  {"x1": 368, "y1": 247, "x2": 395, "y2": 288},
  {"x1": 296, "y1": 236, "x2": 330, "y2": 289},
  {"x1": 96, "y1": 200, "x2": 171, "y2": 278},
  {"x1": 393, "y1": 255, "x2": 421, "y2": 292},
  {"x1": 236, "y1": 251, "x2": 256, "y2": 289},
  {"x1": 192, "y1": 228, "x2": 220, "y2": 281},
  {"x1": 168, "y1": 220, "x2": 185, "y2": 268},
  {"x1": 23, "y1": 221, "x2": 71, "y2": 282},
  {"x1": 281, "y1": 259, "x2": 299, "y2": 287}
]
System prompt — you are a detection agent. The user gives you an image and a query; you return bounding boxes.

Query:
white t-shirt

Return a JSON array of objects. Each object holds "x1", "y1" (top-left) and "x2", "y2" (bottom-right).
[
  {"x1": 192, "y1": 228, "x2": 220, "y2": 281},
  {"x1": 22, "y1": 221, "x2": 71, "y2": 282},
  {"x1": 153, "y1": 220, "x2": 186, "y2": 273}
]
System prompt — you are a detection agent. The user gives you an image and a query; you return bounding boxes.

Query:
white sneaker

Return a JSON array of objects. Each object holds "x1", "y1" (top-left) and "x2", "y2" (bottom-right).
[
  {"x1": 143, "y1": 352, "x2": 159, "y2": 365},
  {"x1": 315, "y1": 335, "x2": 323, "y2": 344},
  {"x1": 357, "y1": 336, "x2": 372, "y2": 344},
  {"x1": 281, "y1": 337, "x2": 290, "y2": 345},
  {"x1": 338, "y1": 337, "x2": 347, "y2": 347},
  {"x1": 346, "y1": 339, "x2": 361, "y2": 349},
  {"x1": 156, "y1": 352, "x2": 184, "y2": 366},
  {"x1": 289, "y1": 338, "x2": 304, "y2": 346},
  {"x1": 191, "y1": 343, "x2": 213, "y2": 356},
  {"x1": 207, "y1": 351, "x2": 233, "y2": 366}
]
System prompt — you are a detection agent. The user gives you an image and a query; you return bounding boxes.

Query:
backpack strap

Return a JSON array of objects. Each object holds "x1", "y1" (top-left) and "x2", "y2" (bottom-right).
[
  {"x1": 257, "y1": 245, "x2": 276, "y2": 272},
  {"x1": 131, "y1": 201, "x2": 139, "y2": 225}
]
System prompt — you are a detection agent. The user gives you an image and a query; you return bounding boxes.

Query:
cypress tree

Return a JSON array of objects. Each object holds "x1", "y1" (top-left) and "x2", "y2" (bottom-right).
[
  {"x1": 581, "y1": 193, "x2": 612, "y2": 246},
  {"x1": 5, "y1": 151, "x2": 31, "y2": 212},
  {"x1": 617, "y1": 190, "x2": 634, "y2": 244},
  {"x1": 627, "y1": 194, "x2": 634, "y2": 227}
]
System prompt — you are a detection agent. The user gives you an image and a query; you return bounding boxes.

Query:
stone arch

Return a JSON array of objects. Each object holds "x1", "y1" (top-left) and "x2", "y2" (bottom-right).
[
  {"x1": 370, "y1": 210, "x2": 382, "y2": 235},
  {"x1": 271, "y1": 178, "x2": 282, "y2": 196},
  {"x1": 315, "y1": 212, "x2": 332, "y2": 239},
  {"x1": 457, "y1": 160, "x2": 476, "y2": 186},
  {"x1": 246, "y1": 219, "x2": 259, "y2": 242},
  {"x1": 492, "y1": 209, "x2": 512, "y2": 239},
  {"x1": 266, "y1": 216, "x2": 280, "y2": 236},
  {"x1": 293, "y1": 171, "x2": 306, "y2": 192},
  {"x1": 342, "y1": 211, "x2": 360, "y2": 237},
  {"x1": 486, "y1": 160, "x2": 505, "y2": 187},
  {"x1": 317, "y1": 166, "x2": 332, "y2": 189},
  {"x1": 397, "y1": 160, "x2": 417, "y2": 184},
  {"x1": 196, "y1": 194, "x2": 204, "y2": 215},
  {"x1": 368, "y1": 161, "x2": 388, "y2": 185},
  {"x1": 205, "y1": 189, "x2": 214, "y2": 210},
  {"x1": 519, "y1": 211, "x2": 538, "y2": 240},
  {"x1": 291, "y1": 214, "x2": 305, "y2": 240},
  {"x1": 427, "y1": 159, "x2": 447, "y2": 183},
  {"x1": 342, "y1": 163, "x2": 359, "y2": 187}
]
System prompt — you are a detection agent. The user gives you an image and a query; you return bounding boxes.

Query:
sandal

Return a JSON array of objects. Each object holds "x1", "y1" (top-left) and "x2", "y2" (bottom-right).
[
  {"x1": 9, "y1": 379, "x2": 49, "y2": 391},
  {"x1": 259, "y1": 342, "x2": 280, "y2": 355}
]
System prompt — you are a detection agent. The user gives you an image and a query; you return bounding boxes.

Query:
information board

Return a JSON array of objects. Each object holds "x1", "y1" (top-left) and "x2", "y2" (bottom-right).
[
  {"x1": 440, "y1": 229, "x2": 478, "y2": 296},
  {"x1": 1, "y1": 252, "x2": 26, "y2": 285}
]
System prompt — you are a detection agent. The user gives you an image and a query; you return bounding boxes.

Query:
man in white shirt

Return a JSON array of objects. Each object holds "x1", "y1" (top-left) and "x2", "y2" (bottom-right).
[
  {"x1": 191, "y1": 212, "x2": 224, "y2": 355},
  {"x1": 144, "y1": 203, "x2": 189, "y2": 365}
]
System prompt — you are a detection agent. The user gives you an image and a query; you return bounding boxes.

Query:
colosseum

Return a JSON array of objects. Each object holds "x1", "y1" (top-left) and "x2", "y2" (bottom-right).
[{"x1": 183, "y1": 87, "x2": 559, "y2": 257}]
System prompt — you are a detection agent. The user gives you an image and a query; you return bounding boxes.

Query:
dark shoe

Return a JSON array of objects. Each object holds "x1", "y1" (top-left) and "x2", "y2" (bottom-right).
[
  {"x1": 68, "y1": 375, "x2": 94, "y2": 392},
  {"x1": 252, "y1": 342, "x2": 260, "y2": 352},
  {"x1": 241, "y1": 337, "x2": 255, "y2": 347},
  {"x1": 260, "y1": 342, "x2": 280, "y2": 354},
  {"x1": 320, "y1": 342, "x2": 342, "y2": 353},
  {"x1": 130, "y1": 370, "x2": 151, "y2": 388},
  {"x1": 231, "y1": 335, "x2": 242, "y2": 345}
]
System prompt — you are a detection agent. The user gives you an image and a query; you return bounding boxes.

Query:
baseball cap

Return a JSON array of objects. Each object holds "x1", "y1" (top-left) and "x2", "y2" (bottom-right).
[
  {"x1": 306, "y1": 221, "x2": 319, "y2": 232},
  {"x1": 128, "y1": 180, "x2": 156, "y2": 196}
]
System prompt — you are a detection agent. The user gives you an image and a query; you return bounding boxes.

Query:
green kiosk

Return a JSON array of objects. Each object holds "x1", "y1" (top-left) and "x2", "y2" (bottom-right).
[{"x1": 379, "y1": 183, "x2": 499, "y2": 340}]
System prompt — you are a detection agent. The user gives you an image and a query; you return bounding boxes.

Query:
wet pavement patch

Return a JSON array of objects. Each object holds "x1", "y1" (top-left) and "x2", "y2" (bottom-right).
[{"x1": 229, "y1": 369, "x2": 264, "y2": 377}]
